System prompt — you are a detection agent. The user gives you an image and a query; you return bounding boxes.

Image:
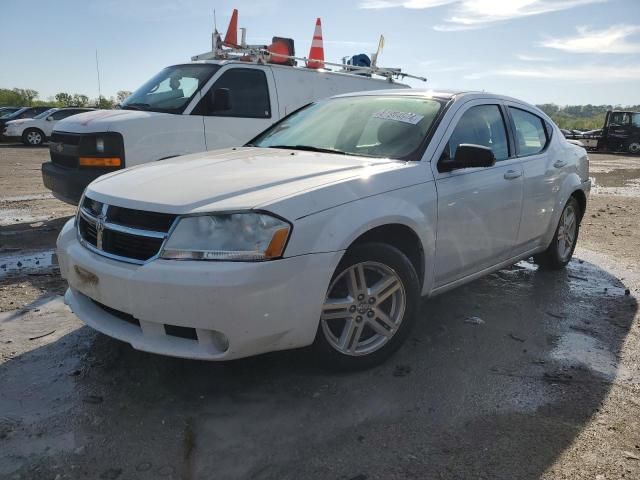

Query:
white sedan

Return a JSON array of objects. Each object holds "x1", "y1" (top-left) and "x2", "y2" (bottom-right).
[
  {"x1": 56, "y1": 89, "x2": 590, "y2": 369},
  {"x1": 3, "y1": 107, "x2": 93, "y2": 146}
]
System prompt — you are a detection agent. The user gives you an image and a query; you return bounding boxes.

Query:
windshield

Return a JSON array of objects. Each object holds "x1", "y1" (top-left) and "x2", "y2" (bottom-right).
[
  {"x1": 34, "y1": 108, "x2": 57, "y2": 119},
  {"x1": 251, "y1": 96, "x2": 443, "y2": 160},
  {"x1": 3, "y1": 108, "x2": 28, "y2": 120},
  {"x1": 120, "y1": 64, "x2": 220, "y2": 114}
]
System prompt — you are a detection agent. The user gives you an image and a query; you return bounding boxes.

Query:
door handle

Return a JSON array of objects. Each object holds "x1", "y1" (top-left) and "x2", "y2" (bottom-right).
[
  {"x1": 504, "y1": 170, "x2": 522, "y2": 180},
  {"x1": 553, "y1": 160, "x2": 567, "y2": 168}
]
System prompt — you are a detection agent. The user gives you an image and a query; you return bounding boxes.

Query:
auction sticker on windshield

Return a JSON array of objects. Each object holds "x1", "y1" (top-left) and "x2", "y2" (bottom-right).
[{"x1": 372, "y1": 110, "x2": 425, "y2": 125}]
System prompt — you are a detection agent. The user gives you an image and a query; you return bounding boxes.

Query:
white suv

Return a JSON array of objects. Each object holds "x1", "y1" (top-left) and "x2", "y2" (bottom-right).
[
  {"x1": 3, "y1": 107, "x2": 93, "y2": 146},
  {"x1": 57, "y1": 89, "x2": 590, "y2": 370}
]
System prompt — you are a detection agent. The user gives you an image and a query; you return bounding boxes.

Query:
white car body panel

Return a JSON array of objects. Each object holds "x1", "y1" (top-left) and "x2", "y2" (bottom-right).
[{"x1": 56, "y1": 90, "x2": 591, "y2": 361}]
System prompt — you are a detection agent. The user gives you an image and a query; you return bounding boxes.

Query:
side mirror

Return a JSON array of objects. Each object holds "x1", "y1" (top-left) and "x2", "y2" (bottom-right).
[
  {"x1": 46, "y1": 116, "x2": 54, "y2": 121},
  {"x1": 210, "y1": 88, "x2": 232, "y2": 112},
  {"x1": 440, "y1": 144, "x2": 496, "y2": 172}
]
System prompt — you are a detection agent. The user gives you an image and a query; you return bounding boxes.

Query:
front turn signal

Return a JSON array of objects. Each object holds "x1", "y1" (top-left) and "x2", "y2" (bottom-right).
[{"x1": 79, "y1": 157, "x2": 122, "y2": 167}]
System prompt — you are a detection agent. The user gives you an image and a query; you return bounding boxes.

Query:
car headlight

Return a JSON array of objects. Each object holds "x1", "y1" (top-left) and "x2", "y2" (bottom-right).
[{"x1": 160, "y1": 212, "x2": 291, "y2": 261}]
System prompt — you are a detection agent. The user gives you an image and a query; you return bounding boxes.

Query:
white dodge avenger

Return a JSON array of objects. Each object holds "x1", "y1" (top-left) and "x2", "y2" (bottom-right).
[{"x1": 57, "y1": 89, "x2": 590, "y2": 369}]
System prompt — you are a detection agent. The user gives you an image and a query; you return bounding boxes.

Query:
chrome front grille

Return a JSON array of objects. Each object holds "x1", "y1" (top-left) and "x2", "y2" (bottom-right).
[{"x1": 77, "y1": 197, "x2": 177, "y2": 264}]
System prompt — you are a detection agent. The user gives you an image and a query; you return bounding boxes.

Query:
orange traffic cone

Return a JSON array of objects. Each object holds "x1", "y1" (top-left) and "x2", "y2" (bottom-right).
[
  {"x1": 306, "y1": 18, "x2": 325, "y2": 69},
  {"x1": 223, "y1": 9, "x2": 239, "y2": 48}
]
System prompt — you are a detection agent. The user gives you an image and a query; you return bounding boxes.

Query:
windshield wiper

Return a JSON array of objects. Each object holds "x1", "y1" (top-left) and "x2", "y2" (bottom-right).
[
  {"x1": 121, "y1": 102, "x2": 151, "y2": 111},
  {"x1": 266, "y1": 145, "x2": 347, "y2": 155}
]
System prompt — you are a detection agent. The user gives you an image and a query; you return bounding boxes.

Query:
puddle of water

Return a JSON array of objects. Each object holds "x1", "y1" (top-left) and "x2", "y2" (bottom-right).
[
  {"x1": 551, "y1": 331, "x2": 617, "y2": 379},
  {"x1": 0, "y1": 249, "x2": 57, "y2": 279}
]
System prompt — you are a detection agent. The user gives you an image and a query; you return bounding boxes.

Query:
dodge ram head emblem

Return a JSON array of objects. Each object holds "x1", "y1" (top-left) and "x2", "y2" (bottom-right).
[{"x1": 54, "y1": 143, "x2": 63, "y2": 153}]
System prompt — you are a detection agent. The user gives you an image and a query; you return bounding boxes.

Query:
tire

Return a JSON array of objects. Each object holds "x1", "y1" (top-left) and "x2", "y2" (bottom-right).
[
  {"x1": 627, "y1": 142, "x2": 640, "y2": 155},
  {"x1": 22, "y1": 128, "x2": 45, "y2": 146},
  {"x1": 312, "y1": 242, "x2": 420, "y2": 370},
  {"x1": 533, "y1": 197, "x2": 581, "y2": 270}
]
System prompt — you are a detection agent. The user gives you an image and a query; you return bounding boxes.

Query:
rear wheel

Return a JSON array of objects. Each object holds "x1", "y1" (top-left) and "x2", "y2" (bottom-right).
[
  {"x1": 533, "y1": 197, "x2": 581, "y2": 270},
  {"x1": 313, "y1": 243, "x2": 420, "y2": 370},
  {"x1": 22, "y1": 128, "x2": 45, "y2": 146},
  {"x1": 628, "y1": 142, "x2": 640, "y2": 154}
]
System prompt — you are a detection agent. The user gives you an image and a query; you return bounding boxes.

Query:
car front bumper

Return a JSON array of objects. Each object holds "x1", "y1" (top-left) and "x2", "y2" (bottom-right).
[
  {"x1": 42, "y1": 162, "x2": 109, "y2": 205},
  {"x1": 57, "y1": 219, "x2": 343, "y2": 360}
]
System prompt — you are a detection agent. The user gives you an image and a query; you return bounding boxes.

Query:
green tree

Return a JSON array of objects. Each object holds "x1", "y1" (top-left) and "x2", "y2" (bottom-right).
[
  {"x1": 116, "y1": 90, "x2": 132, "y2": 104},
  {"x1": 71, "y1": 94, "x2": 89, "y2": 107},
  {"x1": 55, "y1": 92, "x2": 74, "y2": 107},
  {"x1": 96, "y1": 96, "x2": 115, "y2": 109}
]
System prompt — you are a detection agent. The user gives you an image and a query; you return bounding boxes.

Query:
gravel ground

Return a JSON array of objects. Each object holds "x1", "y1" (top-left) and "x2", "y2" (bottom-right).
[{"x1": 0, "y1": 145, "x2": 639, "y2": 480}]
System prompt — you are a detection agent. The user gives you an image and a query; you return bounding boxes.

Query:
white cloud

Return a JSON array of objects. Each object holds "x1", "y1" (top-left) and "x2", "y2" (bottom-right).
[
  {"x1": 465, "y1": 64, "x2": 640, "y2": 81},
  {"x1": 516, "y1": 54, "x2": 554, "y2": 62},
  {"x1": 359, "y1": 0, "x2": 455, "y2": 9},
  {"x1": 359, "y1": 0, "x2": 607, "y2": 30},
  {"x1": 541, "y1": 25, "x2": 640, "y2": 54}
]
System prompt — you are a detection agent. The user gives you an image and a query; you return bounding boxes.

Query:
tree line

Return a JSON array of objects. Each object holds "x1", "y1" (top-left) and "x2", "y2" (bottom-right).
[
  {"x1": 2, "y1": 87, "x2": 638, "y2": 130},
  {"x1": 0, "y1": 88, "x2": 132, "y2": 109},
  {"x1": 536, "y1": 103, "x2": 640, "y2": 131}
]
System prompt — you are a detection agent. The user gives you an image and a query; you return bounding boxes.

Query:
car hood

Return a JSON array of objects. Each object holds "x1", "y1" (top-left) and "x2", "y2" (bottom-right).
[
  {"x1": 55, "y1": 109, "x2": 168, "y2": 133},
  {"x1": 5, "y1": 119, "x2": 31, "y2": 126},
  {"x1": 86, "y1": 147, "x2": 423, "y2": 219}
]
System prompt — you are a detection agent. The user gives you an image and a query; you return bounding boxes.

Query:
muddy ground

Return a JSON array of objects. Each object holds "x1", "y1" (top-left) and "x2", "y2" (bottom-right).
[{"x1": 0, "y1": 144, "x2": 639, "y2": 480}]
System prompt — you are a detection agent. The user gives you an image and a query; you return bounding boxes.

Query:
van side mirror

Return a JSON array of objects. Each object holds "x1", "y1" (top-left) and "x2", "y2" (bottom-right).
[
  {"x1": 440, "y1": 144, "x2": 496, "y2": 172},
  {"x1": 210, "y1": 88, "x2": 232, "y2": 112},
  {"x1": 46, "y1": 116, "x2": 54, "y2": 121}
]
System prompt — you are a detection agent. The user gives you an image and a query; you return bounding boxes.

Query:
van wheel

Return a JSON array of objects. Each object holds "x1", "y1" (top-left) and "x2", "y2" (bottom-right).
[
  {"x1": 533, "y1": 197, "x2": 581, "y2": 270},
  {"x1": 313, "y1": 243, "x2": 420, "y2": 370},
  {"x1": 22, "y1": 128, "x2": 45, "y2": 146}
]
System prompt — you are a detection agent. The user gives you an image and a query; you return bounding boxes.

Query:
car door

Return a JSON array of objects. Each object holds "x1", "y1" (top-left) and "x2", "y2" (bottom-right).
[
  {"x1": 432, "y1": 101, "x2": 524, "y2": 287},
  {"x1": 190, "y1": 66, "x2": 277, "y2": 150},
  {"x1": 505, "y1": 104, "x2": 561, "y2": 253}
]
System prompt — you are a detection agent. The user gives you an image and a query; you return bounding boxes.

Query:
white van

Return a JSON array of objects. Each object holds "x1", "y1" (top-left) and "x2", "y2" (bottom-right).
[{"x1": 42, "y1": 60, "x2": 407, "y2": 204}]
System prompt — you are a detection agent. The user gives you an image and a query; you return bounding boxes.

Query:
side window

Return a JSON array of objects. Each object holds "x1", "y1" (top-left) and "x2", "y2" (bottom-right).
[
  {"x1": 446, "y1": 104, "x2": 509, "y2": 161},
  {"x1": 509, "y1": 107, "x2": 548, "y2": 156},
  {"x1": 50, "y1": 110, "x2": 76, "y2": 120},
  {"x1": 195, "y1": 69, "x2": 271, "y2": 118}
]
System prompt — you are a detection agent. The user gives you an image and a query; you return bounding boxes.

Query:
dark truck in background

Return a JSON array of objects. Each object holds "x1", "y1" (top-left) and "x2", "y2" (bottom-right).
[{"x1": 565, "y1": 110, "x2": 640, "y2": 154}]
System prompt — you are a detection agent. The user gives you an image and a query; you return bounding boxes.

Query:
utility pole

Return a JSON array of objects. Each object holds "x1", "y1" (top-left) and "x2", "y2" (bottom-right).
[{"x1": 95, "y1": 49, "x2": 102, "y2": 104}]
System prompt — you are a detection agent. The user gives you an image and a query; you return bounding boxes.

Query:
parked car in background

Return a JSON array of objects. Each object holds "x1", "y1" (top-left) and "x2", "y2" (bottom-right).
[
  {"x1": 57, "y1": 89, "x2": 591, "y2": 370},
  {"x1": 3, "y1": 107, "x2": 94, "y2": 146},
  {"x1": 42, "y1": 60, "x2": 408, "y2": 204},
  {"x1": 0, "y1": 106, "x2": 52, "y2": 140},
  {"x1": 0, "y1": 106, "x2": 21, "y2": 118}
]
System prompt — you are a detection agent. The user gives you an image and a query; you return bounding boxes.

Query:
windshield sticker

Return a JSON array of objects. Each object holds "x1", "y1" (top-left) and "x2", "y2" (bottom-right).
[{"x1": 373, "y1": 110, "x2": 424, "y2": 125}]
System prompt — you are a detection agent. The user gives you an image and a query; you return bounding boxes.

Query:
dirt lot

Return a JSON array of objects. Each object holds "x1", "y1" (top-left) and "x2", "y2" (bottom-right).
[{"x1": 0, "y1": 145, "x2": 639, "y2": 480}]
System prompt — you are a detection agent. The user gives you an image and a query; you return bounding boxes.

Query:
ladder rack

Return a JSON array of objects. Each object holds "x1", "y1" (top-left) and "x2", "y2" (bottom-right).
[{"x1": 191, "y1": 46, "x2": 427, "y2": 83}]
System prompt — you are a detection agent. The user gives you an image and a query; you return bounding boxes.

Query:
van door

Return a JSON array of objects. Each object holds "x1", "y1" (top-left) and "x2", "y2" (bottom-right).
[{"x1": 190, "y1": 66, "x2": 278, "y2": 150}]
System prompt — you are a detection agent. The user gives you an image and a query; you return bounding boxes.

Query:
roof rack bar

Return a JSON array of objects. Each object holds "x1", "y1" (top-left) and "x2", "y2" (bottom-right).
[{"x1": 192, "y1": 47, "x2": 427, "y2": 82}]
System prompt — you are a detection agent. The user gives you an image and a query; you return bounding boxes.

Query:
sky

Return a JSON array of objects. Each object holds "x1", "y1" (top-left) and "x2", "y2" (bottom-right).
[{"x1": 1, "y1": 0, "x2": 639, "y2": 106}]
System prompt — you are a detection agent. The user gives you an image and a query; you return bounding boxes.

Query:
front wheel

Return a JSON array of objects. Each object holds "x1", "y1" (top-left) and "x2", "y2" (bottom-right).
[
  {"x1": 22, "y1": 129, "x2": 45, "y2": 146},
  {"x1": 533, "y1": 197, "x2": 581, "y2": 270},
  {"x1": 313, "y1": 243, "x2": 420, "y2": 370},
  {"x1": 628, "y1": 142, "x2": 640, "y2": 155}
]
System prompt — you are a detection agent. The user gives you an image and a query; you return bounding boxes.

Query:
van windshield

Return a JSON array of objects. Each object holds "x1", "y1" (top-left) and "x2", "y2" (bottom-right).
[
  {"x1": 251, "y1": 96, "x2": 443, "y2": 161},
  {"x1": 120, "y1": 64, "x2": 220, "y2": 114}
]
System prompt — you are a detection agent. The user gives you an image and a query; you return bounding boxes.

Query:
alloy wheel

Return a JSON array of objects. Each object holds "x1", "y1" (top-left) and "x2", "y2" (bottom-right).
[
  {"x1": 556, "y1": 204, "x2": 577, "y2": 261},
  {"x1": 321, "y1": 261, "x2": 406, "y2": 356},
  {"x1": 27, "y1": 131, "x2": 42, "y2": 145}
]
